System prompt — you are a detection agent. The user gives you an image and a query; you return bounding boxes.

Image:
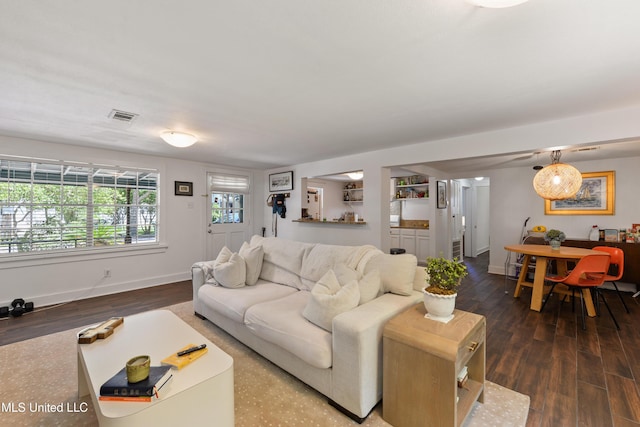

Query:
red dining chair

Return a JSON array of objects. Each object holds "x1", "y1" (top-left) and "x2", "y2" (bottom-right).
[
  {"x1": 541, "y1": 254, "x2": 619, "y2": 330},
  {"x1": 592, "y1": 246, "x2": 630, "y2": 313}
]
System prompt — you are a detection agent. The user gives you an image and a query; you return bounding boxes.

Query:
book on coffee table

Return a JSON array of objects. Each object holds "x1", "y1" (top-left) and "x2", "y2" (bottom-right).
[
  {"x1": 100, "y1": 366, "x2": 172, "y2": 398},
  {"x1": 161, "y1": 343, "x2": 208, "y2": 370}
]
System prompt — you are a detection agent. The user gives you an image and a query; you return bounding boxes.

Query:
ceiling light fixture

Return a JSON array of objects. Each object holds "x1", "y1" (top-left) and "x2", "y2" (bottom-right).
[
  {"x1": 346, "y1": 171, "x2": 364, "y2": 180},
  {"x1": 160, "y1": 130, "x2": 198, "y2": 148},
  {"x1": 466, "y1": 0, "x2": 530, "y2": 8},
  {"x1": 532, "y1": 150, "x2": 582, "y2": 200}
]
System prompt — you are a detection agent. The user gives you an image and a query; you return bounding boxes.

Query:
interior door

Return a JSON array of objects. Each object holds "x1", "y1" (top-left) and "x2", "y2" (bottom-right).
[{"x1": 205, "y1": 172, "x2": 251, "y2": 260}]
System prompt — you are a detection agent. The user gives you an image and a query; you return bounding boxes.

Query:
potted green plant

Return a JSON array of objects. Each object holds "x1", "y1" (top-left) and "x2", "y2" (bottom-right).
[
  {"x1": 423, "y1": 256, "x2": 468, "y2": 322},
  {"x1": 544, "y1": 229, "x2": 566, "y2": 250}
]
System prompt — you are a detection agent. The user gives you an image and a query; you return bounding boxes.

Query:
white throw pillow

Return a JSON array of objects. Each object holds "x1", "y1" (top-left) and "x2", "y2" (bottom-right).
[
  {"x1": 364, "y1": 253, "x2": 417, "y2": 296},
  {"x1": 358, "y1": 269, "x2": 381, "y2": 304},
  {"x1": 239, "y1": 242, "x2": 264, "y2": 286},
  {"x1": 334, "y1": 263, "x2": 380, "y2": 305},
  {"x1": 215, "y1": 246, "x2": 232, "y2": 267},
  {"x1": 333, "y1": 263, "x2": 358, "y2": 284},
  {"x1": 213, "y1": 252, "x2": 247, "y2": 288},
  {"x1": 303, "y1": 269, "x2": 360, "y2": 332}
]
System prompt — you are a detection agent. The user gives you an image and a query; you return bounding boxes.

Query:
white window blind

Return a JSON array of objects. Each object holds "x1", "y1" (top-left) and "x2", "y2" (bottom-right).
[{"x1": 208, "y1": 173, "x2": 250, "y2": 193}]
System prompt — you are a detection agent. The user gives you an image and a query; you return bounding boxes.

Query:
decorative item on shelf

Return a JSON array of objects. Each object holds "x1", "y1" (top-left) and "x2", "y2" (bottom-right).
[
  {"x1": 423, "y1": 255, "x2": 468, "y2": 323},
  {"x1": 619, "y1": 229, "x2": 627, "y2": 242},
  {"x1": 544, "y1": 229, "x2": 566, "y2": 250},
  {"x1": 604, "y1": 229, "x2": 618, "y2": 242},
  {"x1": 533, "y1": 150, "x2": 582, "y2": 200}
]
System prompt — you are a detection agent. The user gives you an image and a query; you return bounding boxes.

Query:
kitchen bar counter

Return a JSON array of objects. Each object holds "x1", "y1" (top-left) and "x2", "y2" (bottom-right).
[{"x1": 293, "y1": 219, "x2": 367, "y2": 225}]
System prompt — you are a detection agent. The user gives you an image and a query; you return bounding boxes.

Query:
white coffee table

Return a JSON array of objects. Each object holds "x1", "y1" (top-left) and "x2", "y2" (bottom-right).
[{"x1": 77, "y1": 310, "x2": 234, "y2": 426}]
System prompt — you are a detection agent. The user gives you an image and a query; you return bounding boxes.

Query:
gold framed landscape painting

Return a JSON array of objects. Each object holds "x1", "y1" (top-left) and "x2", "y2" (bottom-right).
[{"x1": 545, "y1": 171, "x2": 615, "y2": 215}]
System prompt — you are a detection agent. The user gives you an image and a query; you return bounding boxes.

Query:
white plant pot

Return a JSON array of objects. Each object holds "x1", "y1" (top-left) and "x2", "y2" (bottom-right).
[{"x1": 423, "y1": 289, "x2": 457, "y2": 323}]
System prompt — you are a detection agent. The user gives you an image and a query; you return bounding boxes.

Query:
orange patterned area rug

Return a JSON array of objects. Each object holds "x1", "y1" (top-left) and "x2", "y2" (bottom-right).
[{"x1": 0, "y1": 302, "x2": 529, "y2": 426}]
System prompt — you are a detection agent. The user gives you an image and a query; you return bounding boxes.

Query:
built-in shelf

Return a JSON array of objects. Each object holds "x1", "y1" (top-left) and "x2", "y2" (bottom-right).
[
  {"x1": 396, "y1": 183, "x2": 429, "y2": 188},
  {"x1": 343, "y1": 182, "x2": 363, "y2": 203},
  {"x1": 394, "y1": 175, "x2": 429, "y2": 200}
]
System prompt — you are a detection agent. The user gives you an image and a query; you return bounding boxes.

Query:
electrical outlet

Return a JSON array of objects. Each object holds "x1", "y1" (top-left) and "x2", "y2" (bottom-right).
[{"x1": 104, "y1": 269, "x2": 111, "y2": 278}]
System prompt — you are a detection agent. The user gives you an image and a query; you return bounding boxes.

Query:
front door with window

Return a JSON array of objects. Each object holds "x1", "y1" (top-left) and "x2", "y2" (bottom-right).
[{"x1": 205, "y1": 171, "x2": 251, "y2": 260}]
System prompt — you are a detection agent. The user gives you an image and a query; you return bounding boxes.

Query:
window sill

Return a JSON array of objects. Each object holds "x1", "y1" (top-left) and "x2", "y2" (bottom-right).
[{"x1": 0, "y1": 243, "x2": 168, "y2": 270}]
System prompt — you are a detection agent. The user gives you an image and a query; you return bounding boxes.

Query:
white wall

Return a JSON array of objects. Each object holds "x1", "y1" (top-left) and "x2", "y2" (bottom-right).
[
  {"x1": 475, "y1": 185, "x2": 491, "y2": 255},
  {"x1": 487, "y1": 156, "x2": 640, "y2": 274},
  {"x1": 3, "y1": 102, "x2": 640, "y2": 306},
  {"x1": 262, "y1": 104, "x2": 640, "y2": 254},
  {"x1": 0, "y1": 136, "x2": 264, "y2": 307}
]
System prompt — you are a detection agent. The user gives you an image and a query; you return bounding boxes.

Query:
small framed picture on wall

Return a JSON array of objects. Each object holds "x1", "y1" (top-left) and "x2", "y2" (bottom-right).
[
  {"x1": 175, "y1": 181, "x2": 193, "y2": 196},
  {"x1": 269, "y1": 171, "x2": 294, "y2": 192},
  {"x1": 437, "y1": 181, "x2": 447, "y2": 209}
]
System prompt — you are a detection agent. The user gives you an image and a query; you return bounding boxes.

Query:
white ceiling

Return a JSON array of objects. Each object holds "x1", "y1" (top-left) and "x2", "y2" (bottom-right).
[{"x1": 1, "y1": 0, "x2": 640, "y2": 170}]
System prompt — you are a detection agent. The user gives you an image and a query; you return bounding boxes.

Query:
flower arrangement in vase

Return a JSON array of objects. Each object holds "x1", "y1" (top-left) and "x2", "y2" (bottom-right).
[{"x1": 544, "y1": 229, "x2": 566, "y2": 249}]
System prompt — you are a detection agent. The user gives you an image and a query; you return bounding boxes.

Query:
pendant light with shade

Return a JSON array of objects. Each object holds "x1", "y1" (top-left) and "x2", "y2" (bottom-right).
[{"x1": 532, "y1": 150, "x2": 582, "y2": 200}]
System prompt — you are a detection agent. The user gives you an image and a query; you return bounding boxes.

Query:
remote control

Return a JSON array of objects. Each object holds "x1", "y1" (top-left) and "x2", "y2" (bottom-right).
[{"x1": 177, "y1": 344, "x2": 207, "y2": 356}]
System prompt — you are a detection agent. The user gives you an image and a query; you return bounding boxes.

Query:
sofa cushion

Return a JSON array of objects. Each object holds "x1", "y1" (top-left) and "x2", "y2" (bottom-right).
[
  {"x1": 357, "y1": 269, "x2": 381, "y2": 304},
  {"x1": 334, "y1": 264, "x2": 380, "y2": 305},
  {"x1": 303, "y1": 269, "x2": 360, "y2": 332},
  {"x1": 198, "y1": 280, "x2": 297, "y2": 324},
  {"x1": 245, "y1": 291, "x2": 333, "y2": 369},
  {"x1": 251, "y1": 235, "x2": 313, "y2": 290},
  {"x1": 300, "y1": 244, "x2": 381, "y2": 290},
  {"x1": 239, "y1": 241, "x2": 264, "y2": 286},
  {"x1": 213, "y1": 252, "x2": 247, "y2": 288},
  {"x1": 215, "y1": 246, "x2": 232, "y2": 265},
  {"x1": 364, "y1": 253, "x2": 417, "y2": 296}
]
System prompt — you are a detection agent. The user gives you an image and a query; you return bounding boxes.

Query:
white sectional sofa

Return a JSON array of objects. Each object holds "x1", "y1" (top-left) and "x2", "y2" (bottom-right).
[{"x1": 191, "y1": 235, "x2": 424, "y2": 421}]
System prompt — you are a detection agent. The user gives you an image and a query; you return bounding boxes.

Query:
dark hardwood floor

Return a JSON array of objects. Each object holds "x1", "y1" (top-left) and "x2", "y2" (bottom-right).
[
  {"x1": 0, "y1": 280, "x2": 192, "y2": 346},
  {"x1": 458, "y1": 253, "x2": 640, "y2": 427},
  {"x1": 1, "y1": 253, "x2": 639, "y2": 426}
]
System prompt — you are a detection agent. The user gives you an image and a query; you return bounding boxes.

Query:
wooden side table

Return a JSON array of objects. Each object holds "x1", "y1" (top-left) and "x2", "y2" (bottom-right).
[{"x1": 383, "y1": 305, "x2": 486, "y2": 427}]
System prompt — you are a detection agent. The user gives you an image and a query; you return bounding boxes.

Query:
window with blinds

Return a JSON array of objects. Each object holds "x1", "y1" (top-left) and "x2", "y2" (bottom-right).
[
  {"x1": 208, "y1": 172, "x2": 250, "y2": 224},
  {"x1": 0, "y1": 158, "x2": 158, "y2": 254}
]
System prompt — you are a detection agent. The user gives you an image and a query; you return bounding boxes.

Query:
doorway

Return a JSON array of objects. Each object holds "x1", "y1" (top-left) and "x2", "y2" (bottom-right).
[{"x1": 205, "y1": 171, "x2": 252, "y2": 260}]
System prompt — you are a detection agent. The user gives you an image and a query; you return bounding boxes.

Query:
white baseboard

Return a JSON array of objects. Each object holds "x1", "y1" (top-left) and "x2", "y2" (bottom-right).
[
  {"x1": 488, "y1": 264, "x2": 506, "y2": 275},
  {"x1": 9, "y1": 272, "x2": 191, "y2": 308}
]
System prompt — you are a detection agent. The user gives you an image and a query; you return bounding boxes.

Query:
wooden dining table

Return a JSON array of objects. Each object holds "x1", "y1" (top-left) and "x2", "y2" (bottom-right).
[{"x1": 504, "y1": 244, "x2": 610, "y2": 317}]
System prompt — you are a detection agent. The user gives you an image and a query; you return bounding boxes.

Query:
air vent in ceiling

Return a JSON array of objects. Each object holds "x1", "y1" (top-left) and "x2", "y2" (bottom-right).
[
  {"x1": 108, "y1": 109, "x2": 139, "y2": 123},
  {"x1": 572, "y1": 146, "x2": 599, "y2": 152}
]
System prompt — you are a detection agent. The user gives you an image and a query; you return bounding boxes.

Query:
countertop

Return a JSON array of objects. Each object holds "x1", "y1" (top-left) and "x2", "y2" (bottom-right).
[
  {"x1": 390, "y1": 219, "x2": 429, "y2": 230},
  {"x1": 293, "y1": 219, "x2": 367, "y2": 225}
]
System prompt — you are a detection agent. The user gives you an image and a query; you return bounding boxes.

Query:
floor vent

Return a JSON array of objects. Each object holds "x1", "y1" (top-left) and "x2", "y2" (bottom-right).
[{"x1": 108, "y1": 109, "x2": 139, "y2": 123}]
